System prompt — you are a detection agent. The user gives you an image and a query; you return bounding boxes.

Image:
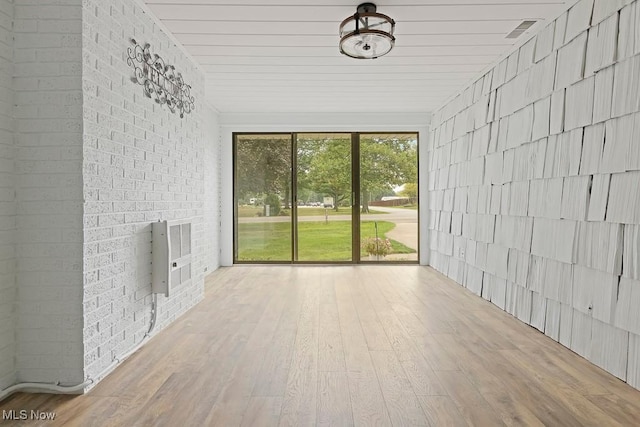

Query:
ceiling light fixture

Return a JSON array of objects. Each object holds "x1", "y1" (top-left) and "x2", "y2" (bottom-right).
[{"x1": 339, "y1": 2, "x2": 395, "y2": 59}]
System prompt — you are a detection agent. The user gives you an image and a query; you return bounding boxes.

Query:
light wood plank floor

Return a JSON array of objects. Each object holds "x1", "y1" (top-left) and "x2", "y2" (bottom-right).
[{"x1": 2, "y1": 266, "x2": 640, "y2": 426}]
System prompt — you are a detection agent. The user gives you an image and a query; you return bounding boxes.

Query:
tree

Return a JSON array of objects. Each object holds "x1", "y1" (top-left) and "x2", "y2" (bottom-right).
[
  {"x1": 264, "y1": 193, "x2": 281, "y2": 216},
  {"x1": 299, "y1": 134, "x2": 417, "y2": 213},
  {"x1": 297, "y1": 136, "x2": 351, "y2": 211},
  {"x1": 359, "y1": 135, "x2": 417, "y2": 212},
  {"x1": 236, "y1": 134, "x2": 417, "y2": 214},
  {"x1": 400, "y1": 182, "x2": 418, "y2": 203},
  {"x1": 235, "y1": 136, "x2": 292, "y2": 208}
]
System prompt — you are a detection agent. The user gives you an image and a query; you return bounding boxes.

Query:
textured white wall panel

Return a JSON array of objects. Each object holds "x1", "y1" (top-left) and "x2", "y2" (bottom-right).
[
  {"x1": 565, "y1": 0, "x2": 595, "y2": 43},
  {"x1": 517, "y1": 38, "x2": 536, "y2": 74},
  {"x1": 506, "y1": 249, "x2": 530, "y2": 287},
  {"x1": 623, "y1": 225, "x2": 640, "y2": 279},
  {"x1": 544, "y1": 299, "x2": 562, "y2": 340},
  {"x1": 570, "y1": 309, "x2": 593, "y2": 358},
  {"x1": 530, "y1": 291, "x2": 547, "y2": 331},
  {"x1": 554, "y1": 12, "x2": 569, "y2": 50},
  {"x1": 549, "y1": 89, "x2": 566, "y2": 135},
  {"x1": 559, "y1": 303, "x2": 574, "y2": 347},
  {"x1": 614, "y1": 278, "x2": 640, "y2": 334},
  {"x1": 575, "y1": 221, "x2": 622, "y2": 274},
  {"x1": 628, "y1": 334, "x2": 640, "y2": 388},
  {"x1": 579, "y1": 123, "x2": 605, "y2": 174},
  {"x1": 593, "y1": 0, "x2": 633, "y2": 25},
  {"x1": 617, "y1": 3, "x2": 640, "y2": 60},
  {"x1": 535, "y1": 22, "x2": 556, "y2": 63},
  {"x1": 428, "y1": 0, "x2": 640, "y2": 390},
  {"x1": 555, "y1": 32, "x2": 588, "y2": 90},
  {"x1": 532, "y1": 97, "x2": 551, "y2": 141},
  {"x1": 607, "y1": 171, "x2": 640, "y2": 223},
  {"x1": 560, "y1": 175, "x2": 591, "y2": 221},
  {"x1": 564, "y1": 77, "x2": 595, "y2": 130},
  {"x1": 593, "y1": 66, "x2": 614, "y2": 123},
  {"x1": 586, "y1": 174, "x2": 610, "y2": 221},
  {"x1": 585, "y1": 14, "x2": 619, "y2": 75},
  {"x1": 506, "y1": 105, "x2": 534, "y2": 149},
  {"x1": 590, "y1": 319, "x2": 629, "y2": 380},
  {"x1": 526, "y1": 53, "x2": 557, "y2": 103},
  {"x1": 612, "y1": 55, "x2": 640, "y2": 117},
  {"x1": 571, "y1": 265, "x2": 617, "y2": 323}
]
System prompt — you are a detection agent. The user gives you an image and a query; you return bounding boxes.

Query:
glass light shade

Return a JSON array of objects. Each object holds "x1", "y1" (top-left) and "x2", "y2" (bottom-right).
[{"x1": 339, "y1": 9, "x2": 395, "y2": 59}]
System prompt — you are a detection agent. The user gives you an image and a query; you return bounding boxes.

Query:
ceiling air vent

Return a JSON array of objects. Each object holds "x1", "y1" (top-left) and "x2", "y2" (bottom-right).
[{"x1": 506, "y1": 20, "x2": 537, "y2": 39}]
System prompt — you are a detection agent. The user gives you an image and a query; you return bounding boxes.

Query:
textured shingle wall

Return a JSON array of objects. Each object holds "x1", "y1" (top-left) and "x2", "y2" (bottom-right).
[{"x1": 428, "y1": 0, "x2": 640, "y2": 389}]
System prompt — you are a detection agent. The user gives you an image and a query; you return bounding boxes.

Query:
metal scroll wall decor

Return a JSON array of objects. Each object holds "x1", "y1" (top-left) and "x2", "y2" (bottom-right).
[{"x1": 126, "y1": 38, "x2": 195, "y2": 118}]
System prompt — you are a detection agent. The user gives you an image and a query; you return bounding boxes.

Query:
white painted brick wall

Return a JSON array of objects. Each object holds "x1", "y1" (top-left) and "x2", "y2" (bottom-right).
[
  {"x1": 0, "y1": 0, "x2": 15, "y2": 392},
  {"x1": 12, "y1": 0, "x2": 84, "y2": 385},
  {"x1": 204, "y1": 105, "x2": 221, "y2": 273},
  {"x1": 428, "y1": 0, "x2": 640, "y2": 390},
  {"x1": 0, "y1": 0, "x2": 222, "y2": 394},
  {"x1": 81, "y1": 0, "x2": 211, "y2": 382}
]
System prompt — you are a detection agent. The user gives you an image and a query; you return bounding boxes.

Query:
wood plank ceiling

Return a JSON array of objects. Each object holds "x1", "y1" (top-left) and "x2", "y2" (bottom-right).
[{"x1": 143, "y1": 0, "x2": 576, "y2": 113}]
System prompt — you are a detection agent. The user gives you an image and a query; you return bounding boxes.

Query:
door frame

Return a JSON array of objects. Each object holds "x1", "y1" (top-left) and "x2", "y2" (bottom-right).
[{"x1": 232, "y1": 131, "x2": 419, "y2": 265}]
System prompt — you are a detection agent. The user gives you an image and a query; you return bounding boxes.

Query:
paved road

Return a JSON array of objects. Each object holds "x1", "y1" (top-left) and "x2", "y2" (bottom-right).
[
  {"x1": 238, "y1": 206, "x2": 419, "y2": 254},
  {"x1": 370, "y1": 207, "x2": 418, "y2": 259}
]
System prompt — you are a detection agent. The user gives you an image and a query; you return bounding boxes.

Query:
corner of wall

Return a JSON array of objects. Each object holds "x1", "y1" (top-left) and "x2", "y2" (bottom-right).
[
  {"x1": 0, "y1": 0, "x2": 16, "y2": 392},
  {"x1": 12, "y1": 0, "x2": 85, "y2": 386},
  {"x1": 204, "y1": 104, "x2": 221, "y2": 273}
]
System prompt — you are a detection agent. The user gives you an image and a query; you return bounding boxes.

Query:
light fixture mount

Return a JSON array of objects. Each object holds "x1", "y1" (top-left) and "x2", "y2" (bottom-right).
[
  {"x1": 339, "y1": 2, "x2": 395, "y2": 59},
  {"x1": 356, "y1": 2, "x2": 377, "y2": 14}
]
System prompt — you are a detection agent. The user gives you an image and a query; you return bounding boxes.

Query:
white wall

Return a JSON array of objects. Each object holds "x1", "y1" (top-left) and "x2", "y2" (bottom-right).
[
  {"x1": 0, "y1": 0, "x2": 222, "y2": 396},
  {"x1": 0, "y1": 0, "x2": 15, "y2": 391},
  {"x1": 13, "y1": 0, "x2": 84, "y2": 385},
  {"x1": 204, "y1": 105, "x2": 221, "y2": 273},
  {"x1": 428, "y1": 0, "x2": 640, "y2": 389},
  {"x1": 219, "y1": 112, "x2": 430, "y2": 266},
  {"x1": 81, "y1": 0, "x2": 211, "y2": 382}
]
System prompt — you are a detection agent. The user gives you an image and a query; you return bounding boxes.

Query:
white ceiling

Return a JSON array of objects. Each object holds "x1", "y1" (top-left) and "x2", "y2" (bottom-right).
[{"x1": 143, "y1": 0, "x2": 576, "y2": 114}]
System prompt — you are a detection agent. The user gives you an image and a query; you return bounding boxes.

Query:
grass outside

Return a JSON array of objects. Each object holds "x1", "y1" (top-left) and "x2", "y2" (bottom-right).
[
  {"x1": 237, "y1": 220, "x2": 415, "y2": 261},
  {"x1": 238, "y1": 205, "x2": 386, "y2": 217}
]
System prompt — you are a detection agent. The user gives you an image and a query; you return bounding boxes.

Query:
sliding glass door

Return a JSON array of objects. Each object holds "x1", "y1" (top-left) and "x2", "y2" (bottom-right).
[
  {"x1": 234, "y1": 134, "x2": 293, "y2": 262},
  {"x1": 233, "y1": 132, "x2": 418, "y2": 264},
  {"x1": 295, "y1": 133, "x2": 353, "y2": 262},
  {"x1": 359, "y1": 133, "x2": 419, "y2": 262}
]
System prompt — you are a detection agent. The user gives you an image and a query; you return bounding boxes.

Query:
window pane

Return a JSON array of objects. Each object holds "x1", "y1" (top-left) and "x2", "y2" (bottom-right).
[
  {"x1": 359, "y1": 133, "x2": 418, "y2": 262},
  {"x1": 296, "y1": 133, "x2": 352, "y2": 262},
  {"x1": 235, "y1": 134, "x2": 293, "y2": 262}
]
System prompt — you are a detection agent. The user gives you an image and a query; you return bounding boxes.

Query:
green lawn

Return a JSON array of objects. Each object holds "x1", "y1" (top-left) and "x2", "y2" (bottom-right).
[
  {"x1": 237, "y1": 220, "x2": 415, "y2": 261},
  {"x1": 238, "y1": 205, "x2": 268, "y2": 217}
]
